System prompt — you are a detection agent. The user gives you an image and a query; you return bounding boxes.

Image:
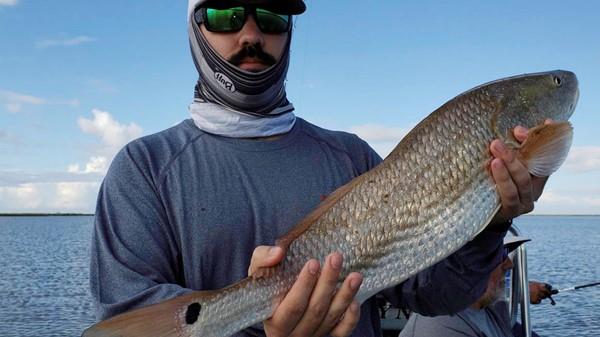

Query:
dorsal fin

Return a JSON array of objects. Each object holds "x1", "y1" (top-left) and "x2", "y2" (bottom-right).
[{"x1": 517, "y1": 121, "x2": 574, "y2": 177}]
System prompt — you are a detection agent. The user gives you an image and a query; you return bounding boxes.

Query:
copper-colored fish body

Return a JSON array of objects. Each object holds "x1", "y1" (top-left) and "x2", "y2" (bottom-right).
[{"x1": 83, "y1": 71, "x2": 579, "y2": 337}]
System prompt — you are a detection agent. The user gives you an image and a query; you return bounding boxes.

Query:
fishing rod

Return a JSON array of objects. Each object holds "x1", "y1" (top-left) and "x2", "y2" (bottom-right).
[
  {"x1": 556, "y1": 281, "x2": 600, "y2": 293},
  {"x1": 545, "y1": 281, "x2": 600, "y2": 305}
]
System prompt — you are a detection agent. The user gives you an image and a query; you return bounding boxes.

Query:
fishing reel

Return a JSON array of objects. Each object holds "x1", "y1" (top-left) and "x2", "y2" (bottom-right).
[{"x1": 543, "y1": 283, "x2": 559, "y2": 305}]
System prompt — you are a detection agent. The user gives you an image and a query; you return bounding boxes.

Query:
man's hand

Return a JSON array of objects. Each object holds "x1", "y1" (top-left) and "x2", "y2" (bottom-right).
[
  {"x1": 488, "y1": 121, "x2": 553, "y2": 229},
  {"x1": 249, "y1": 246, "x2": 363, "y2": 337},
  {"x1": 529, "y1": 281, "x2": 553, "y2": 304}
]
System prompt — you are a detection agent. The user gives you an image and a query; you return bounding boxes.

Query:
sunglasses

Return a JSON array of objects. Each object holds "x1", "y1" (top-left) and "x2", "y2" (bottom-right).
[{"x1": 195, "y1": 7, "x2": 291, "y2": 34}]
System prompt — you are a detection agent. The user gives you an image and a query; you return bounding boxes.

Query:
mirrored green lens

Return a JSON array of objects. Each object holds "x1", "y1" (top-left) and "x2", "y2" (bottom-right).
[
  {"x1": 206, "y1": 7, "x2": 245, "y2": 32},
  {"x1": 256, "y1": 8, "x2": 290, "y2": 33}
]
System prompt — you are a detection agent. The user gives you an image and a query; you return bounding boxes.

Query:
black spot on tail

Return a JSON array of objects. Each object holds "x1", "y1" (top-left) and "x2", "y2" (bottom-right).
[{"x1": 185, "y1": 302, "x2": 202, "y2": 325}]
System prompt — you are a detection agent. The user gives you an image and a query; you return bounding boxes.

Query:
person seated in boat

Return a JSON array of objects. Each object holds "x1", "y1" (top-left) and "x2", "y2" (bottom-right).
[
  {"x1": 88, "y1": 1, "x2": 555, "y2": 336},
  {"x1": 398, "y1": 237, "x2": 553, "y2": 337}
]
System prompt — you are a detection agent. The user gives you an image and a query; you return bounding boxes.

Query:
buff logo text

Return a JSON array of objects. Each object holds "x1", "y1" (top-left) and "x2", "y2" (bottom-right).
[{"x1": 214, "y1": 72, "x2": 236, "y2": 92}]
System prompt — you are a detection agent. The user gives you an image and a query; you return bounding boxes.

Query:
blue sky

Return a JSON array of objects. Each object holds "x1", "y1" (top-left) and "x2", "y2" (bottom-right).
[{"x1": 0, "y1": 0, "x2": 599, "y2": 214}]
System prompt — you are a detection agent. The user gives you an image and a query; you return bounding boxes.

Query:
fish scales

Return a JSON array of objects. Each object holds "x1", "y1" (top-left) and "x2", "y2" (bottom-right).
[{"x1": 83, "y1": 70, "x2": 578, "y2": 337}]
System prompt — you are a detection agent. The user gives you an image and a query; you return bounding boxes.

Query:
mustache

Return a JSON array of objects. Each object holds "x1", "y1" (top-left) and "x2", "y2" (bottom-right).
[{"x1": 228, "y1": 44, "x2": 277, "y2": 67}]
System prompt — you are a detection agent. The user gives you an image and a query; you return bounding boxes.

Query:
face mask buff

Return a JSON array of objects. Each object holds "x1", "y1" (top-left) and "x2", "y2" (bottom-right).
[{"x1": 188, "y1": 7, "x2": 295, "y2": 117}]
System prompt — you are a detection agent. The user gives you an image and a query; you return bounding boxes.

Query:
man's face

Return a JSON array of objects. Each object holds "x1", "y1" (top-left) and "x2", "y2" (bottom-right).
[
  {"x1": 200, "y1": 14, "x2": 288, "y2": 72},
  {"x1": 475, "y1": 257, "x2": 514, "y2": 308}
]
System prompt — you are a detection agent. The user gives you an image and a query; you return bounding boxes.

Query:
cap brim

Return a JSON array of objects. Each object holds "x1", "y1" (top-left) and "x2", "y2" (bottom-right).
[
  {"x1": 504, "y1": 236, "x2": 531, "y2": 253},
  {"x1": 202, "y1": 0, "x2": 306, "y2": 15}
]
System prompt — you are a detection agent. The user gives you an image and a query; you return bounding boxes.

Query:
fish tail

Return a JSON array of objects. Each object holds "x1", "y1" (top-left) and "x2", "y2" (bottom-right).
[
  {"x1": 517, "y1": 121, "x2": 574, "y2": 177},
  {"x1": 82, "y1": 290, "x2": 220, "y2": 337}
]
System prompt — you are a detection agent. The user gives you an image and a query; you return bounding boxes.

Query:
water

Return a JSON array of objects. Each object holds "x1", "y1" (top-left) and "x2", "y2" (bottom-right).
[
  {"x1": 0, "y1": 216, "x2": 95, "y2": 337},
  {"x1": 0, "y1": 215, "x2": 598, "y2": 336},
  {"x1": 513, "y1": 215, "x2": 600, "y2": 337}
]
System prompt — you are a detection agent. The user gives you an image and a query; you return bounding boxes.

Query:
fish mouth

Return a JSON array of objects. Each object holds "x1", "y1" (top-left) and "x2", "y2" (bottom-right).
[
  {"x1": 571, "y1": 87, "x2": 580, "y2": 115},
  {"x1": 563, "y1": 86, "x2": 579, "y2": 121}
]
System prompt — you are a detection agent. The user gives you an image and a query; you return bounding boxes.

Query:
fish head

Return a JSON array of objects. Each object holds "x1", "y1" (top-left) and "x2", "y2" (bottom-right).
[{"x1": 487, "y1": 70, "x2": 579, "y2": 140}]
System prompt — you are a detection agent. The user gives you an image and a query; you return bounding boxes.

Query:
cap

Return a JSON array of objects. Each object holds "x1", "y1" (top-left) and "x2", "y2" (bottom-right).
[
  {"x1": 188, "y1": 0, "x2": 306, "y2": 21},
  {"x1": 503, "y1": 236, "x2": 530, "y2": 253}
]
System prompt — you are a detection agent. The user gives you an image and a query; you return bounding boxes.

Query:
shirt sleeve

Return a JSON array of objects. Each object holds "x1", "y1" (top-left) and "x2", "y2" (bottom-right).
[
  {"x1": 382, "y1": 229, "x2": 506, "y2": 316},
  {"x1": 89, "y1": 144, "x2": 192, "y2": 320}
]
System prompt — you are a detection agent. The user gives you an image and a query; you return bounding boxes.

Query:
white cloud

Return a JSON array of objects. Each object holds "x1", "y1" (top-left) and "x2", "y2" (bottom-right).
[
  {"x1": 0, "y1": 110, "x2": 143, "y2": 213},
  {"x1": 0, "y1": 90, "x2": 79, "y2": 113},
  {"x1": 0, "y1": 170, "x2": 104, "y2": 212},
  {"x1": 68, "y1": 156, "x2": 108, "y2": 174},
  {"x1": 564, "y1": 146, "x2": 600, "y2": 173},
  {"x1": 0, "y1": 90, "x2": 45, "y2": 105},
  {"x1": 78, "y1": 109, "x2": 142, "y2": 152},
  {"x1": 349, "y1": 124, "x2": 410, "y2": 142},
  {"x1": 348, "y1": 123, "x2": 411, "y2": 158},
  {"x1": 534, "y1": 188, "x2": 600, "y2": 215},
  {"x1": 0, "y1": 0, "x2": 18, "y2": 6},
  {"x1": 71, "y1": 109, "x2": 142, "y2": 176},
  {"x1": 51, "y1": 182, "x2": 100, "y2": 211},
  {"x1": 0, "y1": 184, "x2": 43, "y2": 210},
  {"x1": 36, "y1": 36, "x2": 96, "y2": 49},
  {"x1": 0, "y1": 90, "x2": 46, "y2": 113},
  {"x1": 0, "y1": 182, "x2": 99, "y2": 213},
  {"x1": 0, "y1": 170, "x2": 104, "y2": 186}
]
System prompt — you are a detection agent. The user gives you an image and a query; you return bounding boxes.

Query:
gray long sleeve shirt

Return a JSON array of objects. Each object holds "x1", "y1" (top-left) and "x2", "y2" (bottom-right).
[
  {"x1": 90, "y1": 118, "x2": 506, "y2": 337},
  {"x1": 398, "y1": 300, "x2": 514, "y2": 337}
]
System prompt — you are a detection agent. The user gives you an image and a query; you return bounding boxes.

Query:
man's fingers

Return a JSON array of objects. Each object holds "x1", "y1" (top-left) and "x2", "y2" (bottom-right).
[
  {"x1": 290, "y1": 253, "x2": 344, "y2": 336},
  {"x1": 513, "y1": 120, "x2": 554, "y2": 143},
  {"x1": 330, "y1": 301, "x2": 361, "y2": 337},
  {"x1": 490, "y1": 140, "x2": 534, "y2": 215},
  {"x1": 267, "y1": 259, "x2": 320, "y2": 336},
  {"x1": 313, "y1": 272, "x2": 363, "y2": 336},
  {"x1": 248, "y1": 245, "x2": 284, "y2": 275},
  {"x1": 491, "y1": 158, "x2": 520, "y2": 219},
  {"x1": 514, "y1": 126, "x2": 529, "y2": 143}
]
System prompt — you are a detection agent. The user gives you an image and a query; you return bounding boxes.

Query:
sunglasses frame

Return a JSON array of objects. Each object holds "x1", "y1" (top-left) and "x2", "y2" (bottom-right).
[{"x1": 194, "y1": 6, "x2": 292, "y2": 34}]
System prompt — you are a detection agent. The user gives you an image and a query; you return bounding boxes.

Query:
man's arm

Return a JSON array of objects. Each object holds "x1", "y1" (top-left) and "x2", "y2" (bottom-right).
[{"x1": 90, "y1": 145, "x2": 192, "y2": 320}]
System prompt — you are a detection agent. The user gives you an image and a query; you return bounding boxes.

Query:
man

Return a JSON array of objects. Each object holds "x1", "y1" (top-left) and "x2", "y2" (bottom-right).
[
  {"x1": 398, "y1": 237, "x2": 553, "y2": 337},
  {"x1": 89, "y1": 1, "x2": 550, "y2": 336}
]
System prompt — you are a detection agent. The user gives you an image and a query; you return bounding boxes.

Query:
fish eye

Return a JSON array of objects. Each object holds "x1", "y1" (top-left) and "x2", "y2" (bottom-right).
[{"x1": 553, "y1": 75, "x2": 562, "y2": 87}]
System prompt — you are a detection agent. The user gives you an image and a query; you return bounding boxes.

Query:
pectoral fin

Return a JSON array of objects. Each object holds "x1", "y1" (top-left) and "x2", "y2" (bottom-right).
[{"x1": 517, "y1": 121, "x2": 574, "y2": 177}]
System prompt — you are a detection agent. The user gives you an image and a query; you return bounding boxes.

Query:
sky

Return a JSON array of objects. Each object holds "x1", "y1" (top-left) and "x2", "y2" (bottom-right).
[{"x1": 0, "y1": 0, "x2": 599, "y2": 214}]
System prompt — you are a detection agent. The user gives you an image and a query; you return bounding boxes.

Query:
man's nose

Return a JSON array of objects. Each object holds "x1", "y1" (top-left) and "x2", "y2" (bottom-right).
[
  {"x1": 503, "y1": 257, "x2": 514, "y2": 270},
  {"x1": 238, "y1": 15, "x2": 264, "y2": 47}
]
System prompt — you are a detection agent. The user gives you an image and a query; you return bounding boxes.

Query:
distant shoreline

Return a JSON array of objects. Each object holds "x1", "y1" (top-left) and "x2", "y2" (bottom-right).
[{"x1": 0, "y1": 213, "x2": 94, "y2": 217}]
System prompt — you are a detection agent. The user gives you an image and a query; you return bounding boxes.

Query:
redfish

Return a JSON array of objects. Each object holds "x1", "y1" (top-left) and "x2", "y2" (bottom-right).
[{"x1": 83, "y1": 70, "x2": 579, "y2": 337}]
